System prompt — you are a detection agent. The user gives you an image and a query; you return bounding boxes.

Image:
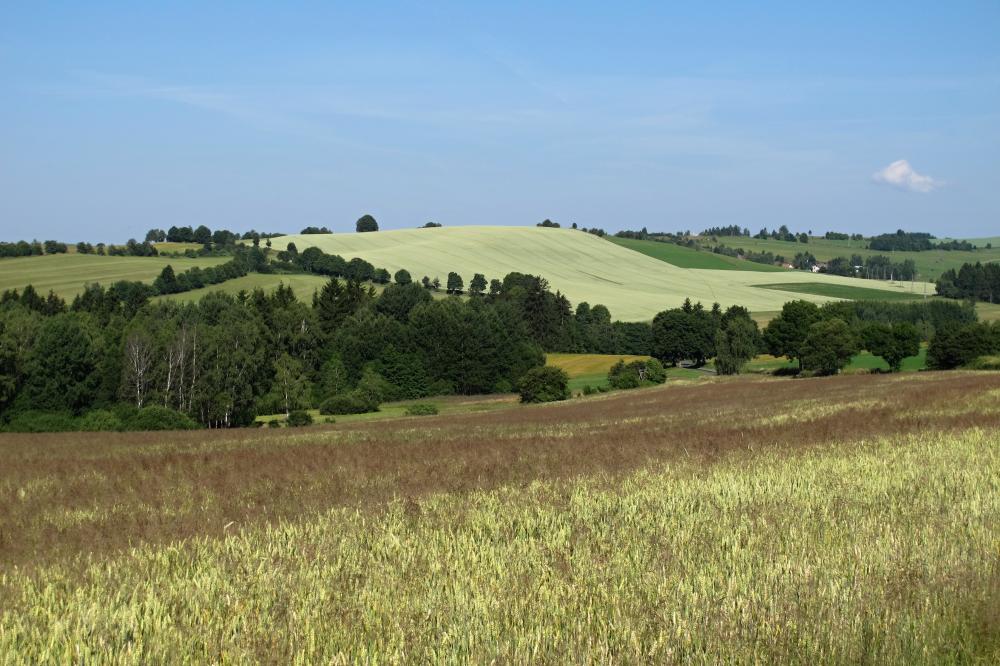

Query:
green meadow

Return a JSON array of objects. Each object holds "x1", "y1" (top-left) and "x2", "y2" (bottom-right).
[
  {"x1": 756, "y1": 281, "x2": 929, "y2": 301},
  {"x1": 606, "y1": 236, "x2": 787, "y2": 271}
]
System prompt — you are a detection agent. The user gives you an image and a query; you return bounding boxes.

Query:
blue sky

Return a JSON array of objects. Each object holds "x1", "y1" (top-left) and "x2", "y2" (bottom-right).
[{"x1": 2, "y1": 2, "x2": 999, "y2": 241}]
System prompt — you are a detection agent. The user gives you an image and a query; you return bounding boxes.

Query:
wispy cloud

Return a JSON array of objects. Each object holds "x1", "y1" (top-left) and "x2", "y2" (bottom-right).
[
  {"x1": 65, "y1": 71, "x2": 417, "y2": 155},
  {"x1": 873, "y1": 159, "x2": 940, "y2": 192}
]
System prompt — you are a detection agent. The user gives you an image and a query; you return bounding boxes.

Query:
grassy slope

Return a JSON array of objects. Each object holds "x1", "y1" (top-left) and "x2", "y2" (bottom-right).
[
  {"x1": 756, "y1": 281, "x2": 928, "y2": 301},
  {"x1": 157, "y1": 273, "x2": 457, "y2": 304},
  {"x1": 0, "y1": 253, "x2": 229, "y2": 299},
  {"x1": 157, "y1": 273, "x2": 333, "y2": 303},
  {"x1": 3, "y1": 373, "x2": 998, "y2": 662},
  {"x1": 607, "y1": 236, "x2": 787, "y2": 271},
  {"x1": 704, "y1": 235, "x2": 1000, "y2": 279},
  {"x1": 274, "y1": 227, "x2": 931, "y2": 321}
]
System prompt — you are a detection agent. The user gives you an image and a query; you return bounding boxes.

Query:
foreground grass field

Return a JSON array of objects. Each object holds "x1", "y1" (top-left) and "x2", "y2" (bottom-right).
[
  {"x1": 274, "y1": 226, "x2": 932, "y2": 320},
  {"x1": 1, "y1": 372, "x2": 998, "y2": 662},
  {"x1": 0, "y1": 253, "x2": 229, "y2": 299}
]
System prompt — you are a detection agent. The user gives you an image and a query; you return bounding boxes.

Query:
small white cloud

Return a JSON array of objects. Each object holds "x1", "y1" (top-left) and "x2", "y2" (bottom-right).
[{"x1": 873, "y1": 159, "x2": 939, "y2": 193}]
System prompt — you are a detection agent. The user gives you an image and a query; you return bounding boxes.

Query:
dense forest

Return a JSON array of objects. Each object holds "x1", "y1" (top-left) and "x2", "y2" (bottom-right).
[
  {"x1": 0, "y1": 266, "x2": 661, "y2": 431},
  {"x1": 936, "y1": 262, "x2": 1000, "y2": 303}
]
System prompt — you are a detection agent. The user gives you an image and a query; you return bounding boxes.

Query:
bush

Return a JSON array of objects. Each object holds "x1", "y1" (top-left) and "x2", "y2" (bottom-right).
[
  {"x1": 607, "y1": 360, "x2": 641, "y2": 389},
  {"x1": 286, "y1": 410, "x2": 314, "y2": 427},
  {"x1": 125, "y1": 406, "x2": 198, "y2": 431},
  {"x1": 405, "y1": 403, "x2": 439, "y2": 416},
  {"x1": 320, "y1": 392, "x2": 379, "y2": 415},
  {"x1": 267, "y1": 419, "x2": 282, "y2": 428},
  {"x1": 607, "y1": 359, "x2": 667, "y2": 389},
  {"x1": 492, "y1": 379, "x2": 513, "y2": 394},
  {"x1": 517, "y1": 366, "x2": 570, "y2": 403},
  {"x1": 79, "y1": 409, "x2": 124, "y2": 432},
  {"x1": 582, "y1": 384, "x2": 595, "y2": 395},
  {"x1": 111, "y1": 403, "x2": 139, "y2": 424},
  {"x1": 428, "y1": 379, "x2": 455, "y2": 395},
  {"x1": 644, "y1": 358, "x2": 667, "y2": 383},
  {"x1": 4, "y1": 410, "x2": 77, "y2": 433},
  {"x1": 964, "y1": 355, "x2": 1000, "y2": 370}
]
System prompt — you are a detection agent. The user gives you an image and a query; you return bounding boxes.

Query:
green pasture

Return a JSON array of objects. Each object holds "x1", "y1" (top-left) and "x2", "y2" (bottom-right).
[
  {"x1": 606, "y1": 236, "x2": 787, "y2": 271},
  {"x1": 756, "y1": 281, "x2": 929, "y2": 301}
]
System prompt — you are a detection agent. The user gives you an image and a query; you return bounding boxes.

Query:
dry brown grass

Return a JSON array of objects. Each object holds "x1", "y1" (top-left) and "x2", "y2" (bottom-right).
[{"x1": 2, "y1": 371, "x2": 998, "y2": 574}]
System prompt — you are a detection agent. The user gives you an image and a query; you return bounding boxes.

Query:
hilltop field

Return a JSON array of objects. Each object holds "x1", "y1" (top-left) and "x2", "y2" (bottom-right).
[
  {"x1": 272, "y1": 227, "x2": 931, "y2": 320},
  {"x1": 2, "y1": 371, "x2": 997, "y2": 662}
]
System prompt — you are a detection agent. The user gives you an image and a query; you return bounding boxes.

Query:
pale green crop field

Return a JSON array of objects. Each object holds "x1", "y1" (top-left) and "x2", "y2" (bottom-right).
[
  {"x1": 0, "y1": 254, "x2": 229, "y2": 300},
  {"x1": 156, "y1": 273, "x2": 333, "y2": 303},
  {"x1": 273, "y1": 227, "x2": 932, "y2": 321},
  {"x1": 157, "y1": 273, "x2": 456, "y2": 304}
]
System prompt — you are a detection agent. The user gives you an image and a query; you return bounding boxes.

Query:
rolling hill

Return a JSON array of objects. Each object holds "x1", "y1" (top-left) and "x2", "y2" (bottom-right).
[{"x1": 272, "y1": 226, "x2": 932, "y2": 321}]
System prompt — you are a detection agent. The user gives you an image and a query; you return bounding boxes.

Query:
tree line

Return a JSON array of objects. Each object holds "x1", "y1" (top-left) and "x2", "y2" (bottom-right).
[
  {"x1": 1, "y1": 240, "x2": 68, "y2": 258},
  {"x1": 935, "y1": 262, "x2": 1000, "y2": 303},
  {"x1": 817, "y1": 255, "x2": 918, "y2": 281},
  {"x1": 868, "y1": 230, "x2": 935, "y2": 252}
]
